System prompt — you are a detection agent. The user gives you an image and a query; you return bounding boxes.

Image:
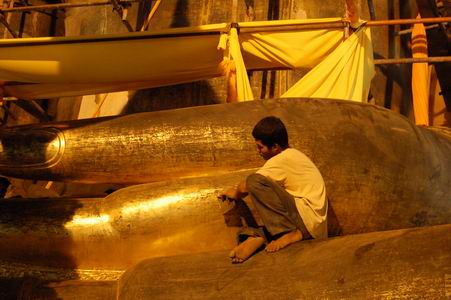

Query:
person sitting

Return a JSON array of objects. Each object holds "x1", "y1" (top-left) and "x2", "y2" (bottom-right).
[{"x1": 221, "y1": 116, "x2": 328, "y2": 263}]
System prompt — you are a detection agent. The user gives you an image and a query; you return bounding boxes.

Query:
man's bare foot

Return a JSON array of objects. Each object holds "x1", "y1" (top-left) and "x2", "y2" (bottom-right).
[
  {"x1": 265, "y1": 229, "x2": 303, "y2": 253},
  {"x1": 229, "y1": 236, "x2": 265, "y2": 263}
]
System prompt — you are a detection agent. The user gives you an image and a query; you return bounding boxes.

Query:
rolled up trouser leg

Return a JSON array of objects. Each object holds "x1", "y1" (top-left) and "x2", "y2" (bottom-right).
[
  {"x1": 236, "y1": 226, "x2": 268, "y2": 244},
  {"x1": 246, "y1": 173, "x2": 311, "y2": 239}
]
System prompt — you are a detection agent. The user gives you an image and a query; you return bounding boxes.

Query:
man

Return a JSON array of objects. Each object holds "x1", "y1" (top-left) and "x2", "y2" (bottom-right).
[{"x1": 221, "y1": 116, "x2": 328, "y2": 263}]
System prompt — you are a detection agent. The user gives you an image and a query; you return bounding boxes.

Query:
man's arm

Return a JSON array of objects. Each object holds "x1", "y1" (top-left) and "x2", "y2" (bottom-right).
[{"x1": 220, "y1": 180, "x2": 248, "y2": 201}]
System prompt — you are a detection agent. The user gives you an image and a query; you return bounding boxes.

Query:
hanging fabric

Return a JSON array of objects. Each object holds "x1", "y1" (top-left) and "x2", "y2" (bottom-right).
[
  {"x1": 0, "y1": 19, "x2": 374, "y2": 102},
  {"x1": 281, "y1": 26, "x2": 374, "y2": 102}
]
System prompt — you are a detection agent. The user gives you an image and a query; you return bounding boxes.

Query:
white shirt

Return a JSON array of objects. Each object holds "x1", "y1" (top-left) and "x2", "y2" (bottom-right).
[{"x1": 256, "y1": 148, "x2": 328, "y2": 239}]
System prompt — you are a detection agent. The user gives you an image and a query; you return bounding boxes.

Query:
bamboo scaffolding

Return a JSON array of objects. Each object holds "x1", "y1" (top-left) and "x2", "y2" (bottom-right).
[
  {"x1": 235, "y1": 17, "x2": 451, "y2": 33},
  {"x1": 140, "y1": 0, "x2": 161, "y2": 32},
  {"x1": 0, "y1": 14, "x2": 17, "y2": 38},
  {"x1": 366, "y1": 17, "x2": 451, "y2": 26},
  {"x1": 247, "y1": 56, "x2": 451, "y2": 72},
  {"x1": 238, "y1": 22, "x2": 346, "y2": 33},
  {"x1": 367, "y1": 0, "x2": 376, "y2": 20},
  {"x1": 1, "y1": 0, "x2": 18, "y2": 38},
  {"x1": 396, "y1": 24, "x2": 439, "y2": 36},
  {"x1": 0, "y1": 0, "x2": 140, "y2": 12},
  {"x1": 374, "y1": 56, "x2": 451, "y2": 65}
]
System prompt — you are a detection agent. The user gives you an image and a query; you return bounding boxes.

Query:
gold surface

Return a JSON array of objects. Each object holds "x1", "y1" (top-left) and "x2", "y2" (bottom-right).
[
  {"x1": 0, "y1": 261, "x2": 124, "y2": 281},
  {"x1": 1, "y1": 163, "x2": 451, "y2": 280},
  {"x1": 0, "y1": 127, "x2": 65, "y2": 168},
  {"x1": 0, "y1": 98, "x2": 450, "y2": 187},
  {"x1": 0, "y1": 170, "x2": 254, "y2": 275},
  {"x1": 0, "y1": 98, "x2": 450, "y2": 282}
]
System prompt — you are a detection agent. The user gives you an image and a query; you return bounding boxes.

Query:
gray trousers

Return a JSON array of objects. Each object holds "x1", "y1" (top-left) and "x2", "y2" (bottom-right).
[{"x1": 238, "y1": 173, "x2": 311, "y2": 243}]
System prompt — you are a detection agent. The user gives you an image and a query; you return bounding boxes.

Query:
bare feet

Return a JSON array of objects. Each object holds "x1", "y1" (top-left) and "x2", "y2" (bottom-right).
[
  {"x1": 265, "y1": 229, "x2": 303, "y2": 253},
  {"x1": 229, "y1": 236, "x2": 265, "y2": 263}
]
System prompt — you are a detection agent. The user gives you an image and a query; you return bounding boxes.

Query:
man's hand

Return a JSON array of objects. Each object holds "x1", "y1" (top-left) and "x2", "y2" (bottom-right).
[
  {"x1": 219, "y1": 187, "x2": 239, "y2": 202},
  {"x1": 219, "y1": 180, "x2": 248, "y2": 202}
]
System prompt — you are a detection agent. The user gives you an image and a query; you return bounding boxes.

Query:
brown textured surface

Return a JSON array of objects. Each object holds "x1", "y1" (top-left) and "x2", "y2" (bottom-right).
[
  {"x1": 117, "y1": 224, "x2": 451, "y2": 299},
  {"x1": 0, "y1": 278, "x2": 116, "y2": 300}
]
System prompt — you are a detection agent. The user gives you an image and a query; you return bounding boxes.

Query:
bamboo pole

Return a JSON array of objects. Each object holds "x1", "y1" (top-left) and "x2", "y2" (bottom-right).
[
  {"x1": 247, "y1": 56, "x2": 451, "y2": 71},
  {"x1": 396, "y1": 24, "x2": 439, "y2": 36},
  {"x1": 367, "y1": 0, "x2": 376, "y2": 20},
  {"x1": 1, "y1": 0, "x2": 18, "y2": 38},
  {"x1": 140, "y1": 0, "x2": 161, "y2": 32},
  {"x1": 231, "y1": 0, "x2": 238, "y2": 23},
  {"x1": 374, "y1": 56, "x2": 451, "y2": 65},
  {"x1": 0, "y1": 14, "x2": 17, "y2": 38},
  {"x1": 238, "y1": 22, "x2": 346, "y2": 33},
  {"x1": 345, "y1": 0, "x2": 359, "y2": 25},
  {"x1": 0, "y1": 0, "x2": 140, "y2": 12},
  {"x1": 237, "y1": 17, "x2": 451, "y2": 33},
  {"x1": 367, "y1": 17, "x2": 451, "y2": 26}
]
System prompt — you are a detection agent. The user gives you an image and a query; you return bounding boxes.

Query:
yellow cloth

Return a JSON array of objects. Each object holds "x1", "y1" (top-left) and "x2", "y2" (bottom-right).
[
  {"x1": 411, "y1": 15, "x2": 429, "y2": 126},
  {"x1": 0, "y1": 23, "x2": 228, "y2": 83},
  {"x1": 0, "y1": 19, "x2": 374, "y2": 102},
  {"x1": 234, "y1": 18, "x2": 346, "y2": 101},
  {"x1": 239, "y1": 18, "x2": 345, "y2": 70},
  {"x1": 282, "y1": 26, "x2": 374, "y2": 102},
  {"x1": 229, "y1": 28, "x2": 254, "y2": 101},
  {"x1": 218, "y1": 28, "x2": 254, "y2": 101}
]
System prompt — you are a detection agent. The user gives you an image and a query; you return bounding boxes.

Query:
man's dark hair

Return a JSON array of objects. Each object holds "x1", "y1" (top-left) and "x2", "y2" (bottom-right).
[{"x1": 252, "y1": 116, "x2": 289, "y2": 148}]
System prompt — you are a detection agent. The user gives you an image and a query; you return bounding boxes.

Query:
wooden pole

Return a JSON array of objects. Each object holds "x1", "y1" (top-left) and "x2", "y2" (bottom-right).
[
  {"x1": 247, "y1": 57, "x2": 451, "y2": 71},
  {"x1": 345, "y1": 0, "x2": 359, "y2": 25},
  {"x1": 374, "y1": 56, "x2": 451, "y2": 65},
  {"x1": 367, "y1": 16, "x2": 451, "y2": 26},
  {"x1": 367, "y1": 0, "x2": 376, "y2": 20},
  {"x1": 0, "y1": 0, "x2": 140, "y2": 12},
  {"x1": 238, "y1": 17, "x2": 451, "y2": 33},
  {"x1": 140, "y1": 0, "x2": 161, "y2": 32},
  {"x1": 0, "y1": 0, "x2": 18, "y2": 38},
  {"x1": 0, "y1": 14, "x2": 17, "y2": 38},
  {"x1": 231, "y1": 0, "x2": 238, "y2": 23}
]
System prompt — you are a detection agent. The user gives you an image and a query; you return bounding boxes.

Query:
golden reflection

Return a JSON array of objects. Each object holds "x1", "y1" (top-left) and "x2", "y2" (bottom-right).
[
  {"x1": 46, "y1": 134, "x2": 64, "y2": 161},
  {"x1": 0, "y1": 260, "x2": 124, "y2": 281},
  {"x1": 65, "y1": 214, "x2": 110, "y2": 228},
  {"x1": 63, "y1": 189, "x2": 218, "y2": 230},
  {"x1": 152, "y1": 130, "x2": 175, "y2": 143},
  {"x1": 121, "y1": 190, "x2": 216, "y2": 216}
]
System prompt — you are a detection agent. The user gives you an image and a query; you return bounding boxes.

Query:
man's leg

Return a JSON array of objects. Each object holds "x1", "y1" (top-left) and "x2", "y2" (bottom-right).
[
  {"x1": 229, "y1": 234, "x2": 265, "y2": 263},
  {"x1": 246, "y1": 173, "x2": 311, "y2": 252},
  {"x1": 228, "y1": 213, "x2": 268, "y2": 263}
]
